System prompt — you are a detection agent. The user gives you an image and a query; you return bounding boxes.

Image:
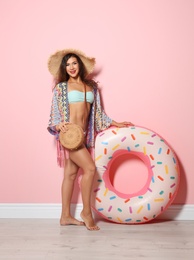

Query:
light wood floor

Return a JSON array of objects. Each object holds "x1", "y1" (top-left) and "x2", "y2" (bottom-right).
[{"x1": 0, "y1": 218, "x2": 193, "y2": 260}]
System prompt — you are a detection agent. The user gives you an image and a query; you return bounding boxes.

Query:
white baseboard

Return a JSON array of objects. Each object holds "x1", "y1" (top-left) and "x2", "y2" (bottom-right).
[{"x1": 0, "y1": 203, "x2": 194, "y2": 221}]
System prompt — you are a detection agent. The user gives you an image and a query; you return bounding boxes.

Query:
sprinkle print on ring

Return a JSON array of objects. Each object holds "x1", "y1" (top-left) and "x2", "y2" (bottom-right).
[{"x1": 91, "y1": 126, "x2": 180, "y2": 224}]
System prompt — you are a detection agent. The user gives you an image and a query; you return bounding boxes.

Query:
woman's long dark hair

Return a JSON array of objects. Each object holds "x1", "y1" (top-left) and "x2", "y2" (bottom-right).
[{"x1": 56, "y1": 53, "x2": 97, "y2": 88}]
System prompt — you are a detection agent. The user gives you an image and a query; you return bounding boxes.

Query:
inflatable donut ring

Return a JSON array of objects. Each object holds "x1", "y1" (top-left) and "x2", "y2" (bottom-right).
[{"x1": 91, "y1": 126, "x2": 180, "y2": 224}]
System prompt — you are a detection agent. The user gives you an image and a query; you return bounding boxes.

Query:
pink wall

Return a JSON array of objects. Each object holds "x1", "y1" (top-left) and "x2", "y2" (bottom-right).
[{"x1": 0, "y1": 0, "x2": 193, "y2": 205}]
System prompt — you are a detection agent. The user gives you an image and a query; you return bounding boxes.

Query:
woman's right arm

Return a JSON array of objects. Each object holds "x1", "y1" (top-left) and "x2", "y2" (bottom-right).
[{"x1": 47, "y1": 88, "x2": 61, "y2": 136}]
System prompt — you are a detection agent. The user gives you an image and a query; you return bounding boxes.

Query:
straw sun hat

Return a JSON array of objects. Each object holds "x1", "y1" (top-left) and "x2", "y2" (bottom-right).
[{"x1": 48, "y1": 48, "x2": 96, "y2": 78}]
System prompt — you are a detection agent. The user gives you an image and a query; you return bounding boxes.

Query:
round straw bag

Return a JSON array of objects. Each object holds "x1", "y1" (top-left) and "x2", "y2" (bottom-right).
[{"x1": 59, "y1": 124, "x2": 85, "y2": 150}]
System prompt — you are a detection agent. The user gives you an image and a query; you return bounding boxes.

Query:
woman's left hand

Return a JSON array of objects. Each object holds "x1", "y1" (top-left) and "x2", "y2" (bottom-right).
[{"x1": 111, "y1": 120, "x2": 134, "y2": 128}]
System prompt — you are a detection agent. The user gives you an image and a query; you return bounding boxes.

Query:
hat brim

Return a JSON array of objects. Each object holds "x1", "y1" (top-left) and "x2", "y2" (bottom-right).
[{"x1": 48, "y1": 48, "x2": 95, "y2": 78}]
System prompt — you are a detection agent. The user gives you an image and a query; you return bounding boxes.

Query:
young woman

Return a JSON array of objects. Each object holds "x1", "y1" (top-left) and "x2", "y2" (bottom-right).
[{"x1": 47, "y1": 49, "x2": 133, "y2": 231}]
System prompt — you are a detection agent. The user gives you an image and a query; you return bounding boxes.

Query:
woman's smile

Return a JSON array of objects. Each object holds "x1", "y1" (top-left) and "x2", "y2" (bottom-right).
[{"x1": 69, "y1": 69, "x2": 76, "y2": 75}]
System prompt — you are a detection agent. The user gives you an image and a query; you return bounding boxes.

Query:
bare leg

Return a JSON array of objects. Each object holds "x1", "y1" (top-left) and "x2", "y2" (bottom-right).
[
  {"x1": 60, "y1": 158, "x2": 84, "y2": 226},
  {"x1": 70, "y1": 146, "x2": 100, "y2": 231}
]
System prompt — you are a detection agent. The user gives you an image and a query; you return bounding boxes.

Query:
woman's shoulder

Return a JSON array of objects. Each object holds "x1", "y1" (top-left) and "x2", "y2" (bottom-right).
[
  {"x1": 52, "y1": 82, "x2": 67, "y2": 94},
  {"x1": 55, "y1": 81, "x2": 67, "y2": 89},
  {"x1": 85, "y1": 79, "x2": 98, "y2": 90}
]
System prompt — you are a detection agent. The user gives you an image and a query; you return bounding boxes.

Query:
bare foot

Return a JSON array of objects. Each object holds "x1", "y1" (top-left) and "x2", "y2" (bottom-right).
[
  {"x1": 80, "y1": 211, "x2": 100, "y2": 231},
  {"x1": 60, "y1": 216, "x2": 85, "y2": 226}
]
